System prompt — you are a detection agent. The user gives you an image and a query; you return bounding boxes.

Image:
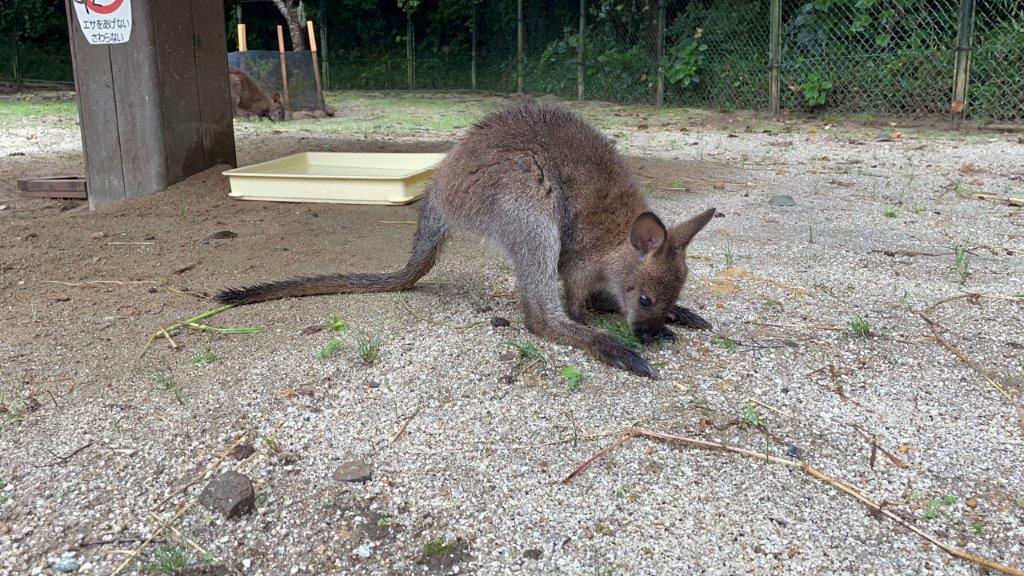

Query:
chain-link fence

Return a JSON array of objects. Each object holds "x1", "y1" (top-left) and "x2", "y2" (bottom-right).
[
  {"x1": 2, "y1": 0, "x2": 1022, "y2": 121},
  {"x1": 229, "y1": 50, "x2": 324, "y2": 112},
  {"x1": 0, "y1": 0, "x2": 73, "y2": 85}
]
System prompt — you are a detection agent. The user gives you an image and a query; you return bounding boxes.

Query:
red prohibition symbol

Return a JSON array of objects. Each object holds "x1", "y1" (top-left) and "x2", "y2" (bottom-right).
[{"x1": 84, "y1": 0, "x2": 125, "y2": 15}]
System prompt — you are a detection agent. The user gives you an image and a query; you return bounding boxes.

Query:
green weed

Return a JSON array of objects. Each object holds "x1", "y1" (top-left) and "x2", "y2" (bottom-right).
[
  {"x1": 884, "y1": 207, "x2": 897, "y2": 218},
  {"x1": 849, "y1": 316, "x2": 871, "y2": 337},
  {"x1": 507, "y1": 341, "x2": 547, "y2": 363},
  {"x1": 739, "y1": 402, "x2": 766, "y2": 428},
  {"x1": 711, "y1": 334, "x2": 738, "y2": 351},
  {"x1": 145, "y1": 544, "x2": 192, "y2": 575},
  {"x1": 598, "y1": 319, "x2": 643, "y2": 349},
  {"x1": 560, "y1": 366, "x2": 584, "y2": 390},
  {"x1": 327, "y1": 316, "x2": 349, "y2": 332},
  {"x1": 953, "y1": 244, "x2": 970, "y2": 283},
  {"x1": 422, "y1": 539, "x2": 453, "y2": 558},
  {"x1": 317, "y1": 337, "x2": 342, "y2": 359},
  {"x1": 153, "y1": 369, "x2": 185, "y2": 405},
  {"x1": 356, "y1": 334, "x2": 382, "y2": 366},
  {"x1": 191, "y1": 350, "x2": 221, "y2": 365}
]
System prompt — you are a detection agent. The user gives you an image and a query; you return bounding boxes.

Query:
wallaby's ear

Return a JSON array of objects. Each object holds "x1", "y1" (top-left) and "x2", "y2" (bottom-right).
[
  {"x1": 272, "y1": 92, "x2": 282, "y2": 103},
  {"x1": 670, "y1": 208, "x2": 717, "y2": 250},
  {"x1": 630, "y1": 212, "x2": 667, "y2": 256}
]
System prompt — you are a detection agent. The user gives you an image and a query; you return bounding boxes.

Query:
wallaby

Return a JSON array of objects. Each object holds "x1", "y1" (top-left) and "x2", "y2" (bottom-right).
[
  {"x1": 229, "y1": 66, "x2": 286, "y2": 121},
  {"x1": 216, "y1": 102, "x2": 716, "y2": 377}
]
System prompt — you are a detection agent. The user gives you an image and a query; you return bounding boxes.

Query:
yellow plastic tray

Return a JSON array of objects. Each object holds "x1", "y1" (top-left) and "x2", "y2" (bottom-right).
[{"x1": 223, "y1": 152, "x2": 446, "y2": 205}]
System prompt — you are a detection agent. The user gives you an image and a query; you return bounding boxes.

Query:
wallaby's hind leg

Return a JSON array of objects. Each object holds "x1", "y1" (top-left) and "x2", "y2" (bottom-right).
[{"x1": 497, "y1": 218, "x2": 653, "y2": 378}]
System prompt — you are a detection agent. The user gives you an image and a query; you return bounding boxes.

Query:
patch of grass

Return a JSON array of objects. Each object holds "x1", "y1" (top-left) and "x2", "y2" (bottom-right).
[
  {"x1": 953, "y1": 244, "x2": 970, "y2": 283},
  {"x1": 613, "y1": 485, "x2": 632, "y2": 499},
  {"x1": 190, "y1": 350, "x2": 221, "y2": 365},
  {"x1": 969, "y1": 521, "x2": 983, "y2": 534},
  {"x1": 356, "y1": 334, "x2": 382, "y2": 366},
  {"x1": 326, "y1": 316, "x2": 349, "y2": 332},
  {"x1": 849, "y1": 316, "x2": 871, "y2": 337},
  {"x1": 422, "y1": 539, "x2": 454, "y2": 558},
  {"x1": 1015, "y1": 496, "x2": 1024, "y2": 509},
  {"x1": 724, "y1": 246, "x2": 735, "y2": 267},
  {"x1": 923, "y1": 494, "x2": 956, "y2": 519},
  {"x1": 711, "y1": 334, "x2": 738, "y2": 351},
  {"x1": 598, "y1": 319, "x2": 643, "y2": 350},
  {"x1": 739, "y1": 402, "x2": 766, "y2": 428},
  {"x1": 377, "y1": 515, "x2": 398, "y2": 527},
  {"x1": 650, "y1": 360, "x2": 670, "y2": 369},
  {"x1": 254, "y1": 493, "x2": 268, "y2": 508},
  {"x1": 153, "y1": 368, "x2": 185, "y2": 405},
  {"x1": 0, "y1": 480, "x2": 12, "y2": 507},
  {"x1": 0, "y1": 97, "x2": 78, "y2": 128},
  {"x1": 317, "y1": 337, "x2": 342, "y2": 359},
  {"x1": 145, "y1": 544, "x2": 192, "y2": 575},
  {"x1": 764, "y1": 299, "x2": 783, "y2": 308},
  {"x1": 560, "y1": 366, "x2": 584, "y2": 390},
  {"x1": 506, "y1": 341, "x2": 547, "y2": 363},
  {"x1": 883, "y1": 207, "x2": 897, "y2": 218}
]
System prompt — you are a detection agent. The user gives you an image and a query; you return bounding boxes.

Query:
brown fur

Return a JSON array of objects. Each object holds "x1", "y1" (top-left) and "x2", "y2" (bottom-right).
[
  {"x1": 228, "y1": 67, "x2": 285, "y2": 121},
  {"x1": 216, "y1": 102, "x2": 716, "y2": 377}
]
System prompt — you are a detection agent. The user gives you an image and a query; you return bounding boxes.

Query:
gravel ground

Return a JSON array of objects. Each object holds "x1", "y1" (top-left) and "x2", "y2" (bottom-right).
[{"x1": 1, "y1": 93, "x2": 1023, "y2": 576}]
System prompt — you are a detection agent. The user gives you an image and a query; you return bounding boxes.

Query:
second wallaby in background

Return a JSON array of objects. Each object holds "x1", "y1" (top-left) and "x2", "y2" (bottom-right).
[
  {"x1": 229, "y1": 66, "x2": 286, "y2": 121},
  {"x1": 217, "y1": 102, "x2": 716, "y2": 377}
]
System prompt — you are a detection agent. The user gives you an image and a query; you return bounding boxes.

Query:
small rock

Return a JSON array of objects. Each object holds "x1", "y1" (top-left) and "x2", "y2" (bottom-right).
[
  {"x1": 366, "y1": 380, "x2": 382, "y2": 389},
  {"x1": 355, "y1": 543, "x2": 372, "y2": 559},
  {"x1": 147, "y1": 287, "x2": 158, "y2": 294},
  {"x1": 491, "y1": 316, "x2": 511, "y2": 328},
  {"x1": 90, "y1": 231, "x2": 106, "y2": 240},
  {"x1": 9, "y1": 152, "x2": 25, "y2": 156},
  {"x1": 206, "y1": 230, "x2": 238, "y2": 240},
  {"x1": 768, "y1": 195, "x2": 796, "y2": 207},
  {"x1": 0, "y1": 204, "x2": 7, "y2": 211},
  {"x1": 785, "y1": 443, "x2": 803, "y2": 459},
  {"x1": 474, "y1": 304, "x2": 493, "y2": 313},
  {"x1": 199, "y1": 471, "x2": 255, "y2": 519},
  {"x1": 54, "y1": 556, "x2": 79, "y2": 573},
  {"x1": 333, "y1": 459, "x2": 373, "y2": 483},
  {"x1": 522, "y1": 548, "x2": 543, "y2": 560},
  {"x1": 966, "y1": 497, "x2": 978, "y2": 509},
  {"x1": 232, "y1": 443, "x2": 256, "y2": 461},
  {"x1": 300, "y1": 324, "x2": 324, "y2": 336},
  {"x1": 714, "y1": 212, "x2": 725, "y2": 218}
]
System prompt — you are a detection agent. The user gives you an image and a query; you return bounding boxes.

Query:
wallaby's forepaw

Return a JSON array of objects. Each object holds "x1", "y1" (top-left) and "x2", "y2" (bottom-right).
[
  {"x1": 641, "y1": 326, "x2": 676, "y2": 343},
  {"x1": 593, "y1": 336, "x2": 655, "y2": 378},
  {"x1": 666, "y1": 305, "x2": 712, "y2": 330}
]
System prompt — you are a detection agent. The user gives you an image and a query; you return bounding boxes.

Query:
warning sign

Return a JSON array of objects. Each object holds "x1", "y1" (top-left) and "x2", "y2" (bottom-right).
[{"x1": 72, "y1": 0, "x2": 132, "y2": 45}]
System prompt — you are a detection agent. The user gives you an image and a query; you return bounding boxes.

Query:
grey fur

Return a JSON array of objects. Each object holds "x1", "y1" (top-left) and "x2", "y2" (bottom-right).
[{"x1": 216, "y1": 102, "x2": 716, "y2": 377}]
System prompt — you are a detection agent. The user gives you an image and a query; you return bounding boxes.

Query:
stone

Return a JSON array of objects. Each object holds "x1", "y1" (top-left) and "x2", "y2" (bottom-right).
[
  {"x1": 90, "y1": 231, "x2": 106, "y2": 240},
  {"x1": 231, "y1": 443, "x2": 256, "y2": 461},
  {"x1": 491, "y1": 316, "x2": 511, "y2": 328},
  {"x1": 54, "y1": 556, "x2": 79, "y2": 573},
  {"x1": 199, "y1": 471, "x2": 255, "y2": 519},
  {"x1": 206, "y1": 230, "x2": 238, "y2": 240},
  {"x1": 768, "y1": 195, "x2": 796, "y2": 207},
  {"x1": 522, "y1": 548, "x2": 543, "y2": 560},
  {"x1": 333, "y1": 459, "x2": 373, "y2": 483}
]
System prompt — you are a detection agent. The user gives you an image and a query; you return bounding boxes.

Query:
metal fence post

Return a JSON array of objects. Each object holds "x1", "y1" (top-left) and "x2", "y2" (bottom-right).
[
  {"x1": 471, "y1": 2, "x2": 477, "y2": 90},
  {"x1": 320, "y1": 15, "x2": 329, "y2": 90},
  {"x1": 768, "y1": 0, "x2": 781, "y2": 115},
  {"x1": 12, "y1": 0, "x2": 21, "y2": 85},
  {"x1": 655, "y1": 0, "x2": 665, "y2": 107},
  {"x1": 407, "y1": 13, "x2": 415, "y2": 91},
  {"x1": 951, "y1": 0, "x2": 975, "y2": 118},
  {"x1": 577, "y1": 0, "x2": 585, "y2": 101},
  {"x1": 517, "y1": 0, "x2": 524, "y2": 94}
]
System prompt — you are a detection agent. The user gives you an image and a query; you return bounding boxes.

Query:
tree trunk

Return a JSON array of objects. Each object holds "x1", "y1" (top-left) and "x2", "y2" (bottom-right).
[{"x1": 273, "y1": 0, "x2": 307, "y2": 51}]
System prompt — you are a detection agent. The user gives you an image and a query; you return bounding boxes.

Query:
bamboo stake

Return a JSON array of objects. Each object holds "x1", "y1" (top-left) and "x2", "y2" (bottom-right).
[
  {"x1": 138, "y1": 305, "x2": 263, "y2": 359},
  {"x1": 277, "y1": 25, "x2": 290, "y2": 107},
  {"x1": 306, "y1": 20, "x2": 326, "y2": 114}
]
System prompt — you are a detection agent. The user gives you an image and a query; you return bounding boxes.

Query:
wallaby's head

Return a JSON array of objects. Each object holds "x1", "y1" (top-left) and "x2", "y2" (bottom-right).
[
  {"x1": 262, "y1": 93, "x2": 286, "y2": 122},
  {"x1": 612, "y1": 208, "x2": 717, "y2": 341}
]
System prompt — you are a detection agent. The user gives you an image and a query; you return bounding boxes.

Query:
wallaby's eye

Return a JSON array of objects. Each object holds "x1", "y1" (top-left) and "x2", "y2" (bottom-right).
[{"x1": 639, "y1": 293, "x2": 652, "y2": 307}]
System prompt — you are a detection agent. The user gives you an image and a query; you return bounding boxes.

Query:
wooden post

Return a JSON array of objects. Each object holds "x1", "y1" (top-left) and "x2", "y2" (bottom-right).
[
  {"x1": 277, "y1": 25, "x2": 291, "y2": 107},
  {"x1": 306, "y1": 20, "x2": 326, "y2": 113},
  {"x1": 517, "y1": 0, "x2": 524, "y2": 94},
  {"x1": 577, "y1": 0, "x2": 585, "y2": 101},
  {"x1": 951, "y1": 0, "x2": 975, "y2": 118},
  {"x1": 655, "y1": 0, "x2": 665, "y2": 106},
  {"x1": 237, "y1": 23, "x2": 247, "y2": 52},
  {"x1": 471, "y1": 3, "x2": 477, "y2": 90},
  {"x1": 64, "y1": 0, "x2": 235, "y2": 209},
  {"x1": 769, "y1": 0, "x2": 781, "y2": 115},
  {"x1": 406, "y1": 14, "x2": 415, "y2": 91}
]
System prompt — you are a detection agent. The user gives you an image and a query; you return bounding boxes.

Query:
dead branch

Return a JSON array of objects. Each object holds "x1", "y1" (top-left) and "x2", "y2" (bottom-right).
[{"x1": 560, "y1": 427, "x2": 1024, "y2": 576}]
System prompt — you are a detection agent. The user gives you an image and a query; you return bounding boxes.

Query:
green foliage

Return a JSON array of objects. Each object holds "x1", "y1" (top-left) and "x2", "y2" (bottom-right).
[
  {"x1": 953, "y1": 244, "x2": 970, "y2": 284},
  {"x1": 711, "y1": 334, "x2": 738, "y2": 351},
  {"x1": 356, "y1": 334, "x2": 382, "y2": 365},
  {"x1": 664, "y1": 29, "x2": 707, "y2": 87},
  {"x1": 739, "y1": 402, "x2": 765, "y2": 428},
  {"x1": 317, "y1": 337, "x2": 342, "y2": 359},
  {"x1": 560, "y1": 366, "x2": 584, "y2": 390},
  {"x1": 145, "y1": 544, "x2": 192, "y2": 575},
  {"x1": 800, "y1": 73, "x2": 833, "y2": 107},
  {"x1": 598, "y1": 319, "x2": 644, "y2": 350},
  {"x1": 327, "y1": 316, "x2": 349, "y2": 332},
  {"x1": 849, "y1": 316, "x2": 871, "y2": 337},
  {"x1": 422, "y1": 539, "x2": 453, "y2": 558},
  {"x1": 507, "y1": 341, "x2": 547, "y2": 363}
]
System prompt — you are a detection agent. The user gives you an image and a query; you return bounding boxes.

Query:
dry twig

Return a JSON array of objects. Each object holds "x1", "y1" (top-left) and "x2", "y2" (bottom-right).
[{"x1": 561, "y1": 427, "x2": 1024, "y2": 576}]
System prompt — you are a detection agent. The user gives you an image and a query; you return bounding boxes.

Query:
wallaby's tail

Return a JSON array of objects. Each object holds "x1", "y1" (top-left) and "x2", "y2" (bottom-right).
[{"x1": 215, "y1": 193, "x2": 448, "y2": 306}]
